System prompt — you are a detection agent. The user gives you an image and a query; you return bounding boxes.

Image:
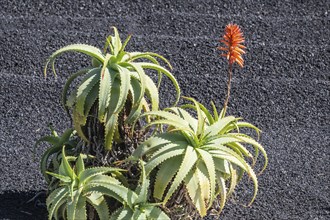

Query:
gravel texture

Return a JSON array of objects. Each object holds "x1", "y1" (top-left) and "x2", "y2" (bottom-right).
[{"x1": 0, "y1": 0, "x2": 329, "y2": 219}]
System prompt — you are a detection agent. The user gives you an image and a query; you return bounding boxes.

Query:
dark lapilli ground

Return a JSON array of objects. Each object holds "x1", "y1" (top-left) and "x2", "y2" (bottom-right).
[{"x1": 0, "y1": 1, "x2": 329, "y2": 219}]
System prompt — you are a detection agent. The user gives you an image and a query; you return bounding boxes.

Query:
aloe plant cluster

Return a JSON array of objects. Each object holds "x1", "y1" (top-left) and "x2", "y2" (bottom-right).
[{"x1": 37, "y1": 27, "x2": 268, "y2": 219}]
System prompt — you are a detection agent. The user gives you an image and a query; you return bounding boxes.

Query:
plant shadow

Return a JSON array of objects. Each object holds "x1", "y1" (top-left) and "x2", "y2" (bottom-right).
[{"x1": 0, "y1": 190, "x2": 47, "y2": 219}]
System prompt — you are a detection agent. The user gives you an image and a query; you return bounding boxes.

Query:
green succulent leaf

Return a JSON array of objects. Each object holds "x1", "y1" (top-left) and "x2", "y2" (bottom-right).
[
  {"x1": 183, "y1": 97, "x2": 204, "y2": 136},
  {"x1": 98, "y1": 55, "x2": 112, "y2": 122},
  {"x1": 227, "y1": 142, "x2": 253, "y2": 161},
  {"x1": 149, "y1": 141, "x2": 188, "y2": 160},
  {"x1": 61, "y1": 146, "x2": 76, "y2": 180},
  {"x1": 44, "y1": 44, "x2": 104, "y2": 77},
  {"x1": 79, "y1": 166, "x2": 123, "y2": 183},
  {"x1": 109, "y1": 208, "x2": 123, "y2": 220},
  {"x1": 144, "y1": 206, "x2": 170, "y2": 220},
  {"x1": 76, "y1": 68, "x2": 100, "y2": 117},
  {"x1": 103, "y1": 35, "x2": 114, "y2": 54},
  {"x1": 111, "y1": 208, "x2": 133, "y2": 220},
  {"x1": 67, "y1": 188, "x2": 85, "y2": 220},
  {"x1": 135, "y1": 161, "x2": 149, "y2": 204},
  {"x1": 210, "y1": 101, "x2": 219, "y2": 122},
  {"x1": 126, "y1": 77, "x2": 143, "y2": 123},
  {"x1": 72, "y1": 108, "x2": 89, "y2": 143},
  {"x1": 196, "y1": 160, "x2": 210, "y2": 216},
  {"x1": 74, "y1": 192, "x2": 87, "y2": 220},
  {"x1": 87, "y1": 174, "x2": 121, "y2": 186},
  {"x1": 141, "y1": 110, "x2": 190, "y2": 131},
  {"x1": 85, "y1": 184, "x2": 137, "y2": 207},
  {"x1": 112, "y1": 27, "x2": 122, "y2": 56},
  {"x1": 128, "y1": 76, "x2": 142, "y2": 107},
  {"x1": 145, "y1": 144, "x2": 186, "y2": 175},
  {"x1": 229, "y1": 133, "x2": 268, "y2": 173},
  {"x1": 154, "y1": 156, "x2": 181, "y2": 200},
  {"x1": 123, "y1": 52, "x2": 172, "y2": 89},
  {"x1": 87, "y1": 193, "x2": 110, "y2": 220},
  {"x1": 133, "y1": 132, "x2": 186, "y2": 158},
  {"x1": 164, "y1": 145, "x2": 198, "y2": 203},
  {"x1": 123, "y1": 62, "x2": 146, "y2": 107},
  {"x1": 62, "y1": 68, "x2": 92, "y2": 115},
  {"x1": 104, "y1": 113, "x2": 119, "y2": 151},
  {"x1": 227, "y1": 164, "x2": 238, "y2": 197},
  {"x1": 34, "y1": 135, "x2": 59, "y2": 161},
  {"x1": 197, "y1": 149, "x2": 216, "y2": 208},
  {"x1": 132, "y1": 209, "x2": 143, "y2": 219},
  {"x1": 46, "y1": 171, "x2": 71, "y2": 183},
  {"x1": 216, "y1": 174, "x2": 227, "y2": 213},
  {"x1": 124, "y1": 52, "x2": 172, "y2": 70},
  {"x1": 126, "y1": 98, "x2": 144, "y2": 124},
  {"x1": 106, "y1": 78, "x2": 120, "y2": 116},
  {"x1": 210, "y1": 148, "x2": 258, "y2": 206},
  {"x1": 54, "y1": 201, "x2": 66, "y2": 220},
  {"x1": 144, "y1": 74, "x2": 159, "y2": 112},
  {"x1": 114, "y1": 65, "x2": 131, "y2": 114},
  {"x1": 219, "y1": 107, "x2": 226, "y2": 119},
  {"x1": 83, "y1": 81, "x2": 99, "y2": 117},
  {"x1": 204, "y1": 116, "x2": 237, "y2": 136},
  {"x1": 226, "y1": 121, "x2": 261, "y2": 137},
  {"x1": 185, "y1": 167, "x2": 207, "y2": 216},
  {"x1": 138, "y1": 62, "x2": 180, "y2": 106},
  {"x1": 47, "y1": 187, "x2": 68, "y2": 220},
  {"x1": 75, "y1": 154, "x2": 85, "y2": 175},
  {"x1": 92, "y1": 57, "x2": 102, "y2": 67},
  {"x1": 212, "y1": 157, "x2": 231, "y2": 174},
  {"x1": 167, "y1": 107, "x2": 198, "y2": 132},
  {"x1": 118, "y1": 34, "x2": 132, "y2": 59}
]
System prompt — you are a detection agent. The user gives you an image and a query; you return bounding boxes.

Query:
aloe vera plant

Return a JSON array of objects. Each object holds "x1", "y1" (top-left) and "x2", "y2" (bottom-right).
[
  {"x1": 46, "y1": 146, "x2": 133, "y2": 220},
  {"x1": 44, "y1": 27, "x2": 180, "y2": 150},
  {"x1": 38, "y1": 24, "x2": 268, "y2": 219},
  {"x1": 133, "y1": 97, "x2": 268, "y2": 217},
  {"x1": 46, "y1": 147, "x2": 169, "y2": 220}
]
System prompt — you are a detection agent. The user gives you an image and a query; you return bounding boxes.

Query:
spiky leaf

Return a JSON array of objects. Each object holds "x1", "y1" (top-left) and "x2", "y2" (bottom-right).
[
  {"x1": 164, "y1": 145, "x2": 198, "y2": 203},
  {"x1": 104, "y1": 113, "x2": 119, "y2": 151},
  {"x1": 98, "y1": 56, "x2": 112, "y2": 122},
  {"x1": 87, "y1": 193, "x2": 110, "y2": 220},
  {"x1": 44, "y1": 44, "x2": 104, "y2": 77},
  {"x1": 154, "y1": 156, "x2": 181, "y2": 200}
]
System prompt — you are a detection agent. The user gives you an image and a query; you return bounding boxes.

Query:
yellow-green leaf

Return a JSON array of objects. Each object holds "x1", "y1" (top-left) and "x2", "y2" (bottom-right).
[{"x1": 104, "y1": 114, "x2": 118, "y2": 151}]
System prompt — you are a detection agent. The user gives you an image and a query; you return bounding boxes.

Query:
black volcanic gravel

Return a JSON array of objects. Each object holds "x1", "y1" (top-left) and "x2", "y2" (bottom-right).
[{"x1": 0, "y1": 0, "x2": 329, "y2": 219}]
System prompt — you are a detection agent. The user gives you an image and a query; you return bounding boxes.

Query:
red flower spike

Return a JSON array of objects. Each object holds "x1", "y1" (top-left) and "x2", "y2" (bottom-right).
[{"x1": 218, "y1": 24, "x2": 246, "y2": 68}]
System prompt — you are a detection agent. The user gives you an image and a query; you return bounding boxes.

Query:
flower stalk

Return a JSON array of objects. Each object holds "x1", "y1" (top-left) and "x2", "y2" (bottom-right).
[
  {"x1": 223, "y1": 63, "x2": 233, "y2": 112},
  {"x1": 218, "y1": 23, "x2": 246, "y2": 112}
]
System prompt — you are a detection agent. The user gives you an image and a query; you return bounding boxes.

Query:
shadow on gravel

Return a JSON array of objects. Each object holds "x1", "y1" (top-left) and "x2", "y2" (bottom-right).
[{"x1": 0, "y1": 191, "x2": 47, "y2": 219}]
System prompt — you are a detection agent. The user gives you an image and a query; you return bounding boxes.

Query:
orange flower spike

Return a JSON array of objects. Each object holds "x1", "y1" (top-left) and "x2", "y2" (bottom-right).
[{"x1": 218, "y1": 24, "x2": 246, "y2": 68}]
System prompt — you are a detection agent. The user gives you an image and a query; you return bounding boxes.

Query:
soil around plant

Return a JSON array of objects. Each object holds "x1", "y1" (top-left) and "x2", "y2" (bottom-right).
[
  {"x1": 0, "y1": 0, "x2": 329, "y2": 219},
  {"x1": 0, "y1": 191, "x2": 47, "y2": 219}
]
